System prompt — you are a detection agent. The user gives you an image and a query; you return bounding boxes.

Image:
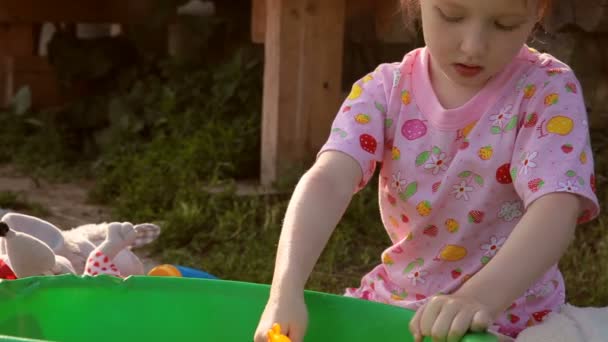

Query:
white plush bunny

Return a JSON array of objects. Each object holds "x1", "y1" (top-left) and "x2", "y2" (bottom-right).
[
  {"x1": 516, "y1": 304, "x2": 608, "y2": 342},
  {"x1": 0, "y1": 213, "x2": 160, "y2": 278}
]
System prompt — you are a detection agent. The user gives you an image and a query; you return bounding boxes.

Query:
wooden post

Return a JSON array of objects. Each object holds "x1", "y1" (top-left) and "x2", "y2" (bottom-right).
[
  {"x1": 261, "y1": 0, "x2": 346, "y2": 186},
  {"x1": 251, "y1": 0, "x2": 266, "y2": 44}
]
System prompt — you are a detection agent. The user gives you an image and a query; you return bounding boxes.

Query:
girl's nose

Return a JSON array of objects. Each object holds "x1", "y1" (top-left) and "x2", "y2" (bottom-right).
[{"x1": 459, "y1": 23, "x2": 488, "y2": 61}]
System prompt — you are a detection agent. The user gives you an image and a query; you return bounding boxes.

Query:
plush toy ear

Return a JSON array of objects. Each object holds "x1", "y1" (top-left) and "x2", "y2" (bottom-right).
[
  {"x1": 132, "y1": 223, "x2": 161, "y2": 248},
  {"x1": 51, "y1": 255, "x2": 76, "y2": 275},
  {"x1": 1, "y1": 213, "x2": 65, "y2": 253},
  {"x1": 0, "y1": 222, "x2": 56, "y2": 278}
]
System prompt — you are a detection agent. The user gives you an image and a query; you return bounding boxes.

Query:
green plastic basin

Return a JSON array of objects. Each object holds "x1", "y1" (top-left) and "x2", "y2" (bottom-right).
[{"x1": 0, "y1": 275, "x2": 497, "y2": 341}]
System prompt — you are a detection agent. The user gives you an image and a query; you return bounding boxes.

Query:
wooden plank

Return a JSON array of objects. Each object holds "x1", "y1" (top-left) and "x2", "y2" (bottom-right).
[
  {"x1": 1, "y1": 56, "x2": 64, "y2": 109},
  {"x1": 261, "y1": 0, "x2": 346, "y2": 185},
  {"x1": 575, "y1": 0, "x2": 608, "y2": 32},
  {"x1": 0, "y1": 0, "x2": 142, "y2": 23},
  {"x1": 0, "y1": 24, "x2": 35, "y2": 56},
  {"x1": 251, "y1": 0, "x2": 266, "y2": 43},
  {"x1": 375, "y1": 0, "x2": 414, "y2": 43}
]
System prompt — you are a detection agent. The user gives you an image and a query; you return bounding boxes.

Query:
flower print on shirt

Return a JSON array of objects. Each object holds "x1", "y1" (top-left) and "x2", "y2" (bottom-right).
[
  {"x1": 498, "y1": 201, "x2": 524, "y2": 222},
  {"x1": 407, "y1": 269, "x2": 428, "y2": 286},
  {"x1": 452, "y1": 180, "x2": 474, "y2": 201},
  {"x1": 391, "y1": 172, "x2": 407, "y2": 193},
  {"x1": 525, "y1": 280, "x2": 559, "y2": 301},
  {"x1": 490, "y1": 105, "x2": 513, "y2": 127},
  {"x1": 490, "y1": 105, "x2": 519, "y2": 134},
  {"x1": 424, "y1": 152, "x2": 451, "y2": 175},
  {"x1": 557, "y1": 180, "x2": 579, "y2": 192},
  {"x1": 393, "y1": 68, "x2": 402, "y2": 88},
  {"x1": 519, "y1": 151, "x2": 538, "y2": 175},
  {"x1": 451, "y1": 170, "x2": 484, "y2": 201},
  {"x1": 481, "y1": 236, "x2": 507, "y2": 257},
  {"x1": 403, "y1": 258, "x2": 427, "y2": 287},
  {"x1": 416, "y1": 146, "x2": 451, "y2": 175}
]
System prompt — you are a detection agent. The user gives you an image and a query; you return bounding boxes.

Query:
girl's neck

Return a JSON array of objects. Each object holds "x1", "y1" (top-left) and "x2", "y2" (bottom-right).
[{"x1": 429, "y1": 58, "x2": 488, "y2": 110}]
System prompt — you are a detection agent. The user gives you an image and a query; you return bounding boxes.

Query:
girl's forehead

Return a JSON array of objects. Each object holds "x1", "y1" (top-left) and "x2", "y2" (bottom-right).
[{"x1": 437, "y1": 0, "x2": 534, "y2": 16}]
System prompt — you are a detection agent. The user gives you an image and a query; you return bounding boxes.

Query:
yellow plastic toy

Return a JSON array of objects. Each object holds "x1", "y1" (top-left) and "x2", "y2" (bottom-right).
[{"x1": 267, "y1": 323, "x2": 291, "y2": 342}]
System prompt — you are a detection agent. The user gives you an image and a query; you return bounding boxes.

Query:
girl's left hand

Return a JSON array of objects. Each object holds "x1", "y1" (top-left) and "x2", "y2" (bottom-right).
[{"x1": 409, "y1": 294, "x2": 495, "y2": 342}]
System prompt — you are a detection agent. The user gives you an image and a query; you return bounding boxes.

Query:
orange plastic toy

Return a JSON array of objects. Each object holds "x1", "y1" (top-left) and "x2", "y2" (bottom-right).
[{"x1": 267, "y1": 323, "x2": 291, "y2": 342}]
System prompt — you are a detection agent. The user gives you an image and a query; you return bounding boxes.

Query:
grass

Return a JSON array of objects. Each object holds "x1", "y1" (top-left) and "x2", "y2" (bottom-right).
[{"x1": 0, "y1": 191, "x2": 50, "y2": 218}]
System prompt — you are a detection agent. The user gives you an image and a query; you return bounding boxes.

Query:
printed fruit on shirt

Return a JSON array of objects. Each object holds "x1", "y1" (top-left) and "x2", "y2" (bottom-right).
[
  {"x1": 402, "y1": 119, "x2": 427, "y2": 140},
  {"x1": 524, "y1": 84, "x2": 536, "y2": 98},
  {"x1": 478, "y1": 146, "x2": 493, "y2": 160},
  {"x1": 401, "y1": 90, "x2": 411, "y2": 105},
  {"x1": 445, "y1": 219, "x2": 459, "y2": 233},
  {"x1": 437, "y1": 245, "x2": 467, "y2": 262},
  {"x1": 416, "y1": 201, "x2": 432, "y2": 216},
  {"x1": 546, "y1": 115, "x2": 574, "y2": 136},
  {"x1": 355, "y1": 114, "x2": 370, "y2": 124},
  {"x1": 496, "y1": 163, "x2": 513, "y2": 184},
  {"x1": 348, "y1": 83, "x2": 363, "y2": 100},
  {"x1": 359, "y1": 134, "x2": 377, "y2": 154}
]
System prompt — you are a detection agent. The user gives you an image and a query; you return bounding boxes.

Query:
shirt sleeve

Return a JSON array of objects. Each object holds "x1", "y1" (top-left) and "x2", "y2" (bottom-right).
[
  {"x1": 317, "y1": 64, "x2": 395, "y2": 191},
  {"x1": 511, "y1": 70, "x2": 600, "y2": 224}
]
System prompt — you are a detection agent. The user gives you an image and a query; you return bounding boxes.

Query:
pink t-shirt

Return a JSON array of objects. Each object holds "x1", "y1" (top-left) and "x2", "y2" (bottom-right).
[{"x1": 319, "y1": 45, "x2": 600, "y2": 337}]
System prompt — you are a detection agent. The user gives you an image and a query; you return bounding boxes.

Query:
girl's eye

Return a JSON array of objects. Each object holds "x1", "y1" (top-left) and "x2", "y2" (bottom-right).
[
  {"x1": 437, "y1": 7, "x2": 463, "y2": 23},
  {"x1": 495, "y1": 22, "x2": 521, "y2": 31}
]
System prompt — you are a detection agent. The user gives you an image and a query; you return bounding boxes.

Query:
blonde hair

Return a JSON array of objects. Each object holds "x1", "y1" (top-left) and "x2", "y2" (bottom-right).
[{"x1": 400, "y1": 0, "x2": 553, "y2": 31}]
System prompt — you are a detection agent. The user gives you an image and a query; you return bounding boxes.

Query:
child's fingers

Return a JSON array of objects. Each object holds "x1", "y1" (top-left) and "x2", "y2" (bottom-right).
[
  {"x1": 447, "y1": 309, "x2": 475, "y2": 342},
  {"x1": 409, "y1": 302, "x2": 426, "y2": 341},
  {"x1": 420, "y1": 297, "x2": 445, "y2": 337},
  {"x1": 470, "y1": 309, "x2": 493, "y2": 332},
  {"x1": 431, "y1": 300, "x2": 462, "y2": 340}
]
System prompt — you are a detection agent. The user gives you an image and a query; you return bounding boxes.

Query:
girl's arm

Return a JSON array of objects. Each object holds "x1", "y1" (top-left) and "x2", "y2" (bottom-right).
[
  {"x1": 455, "y1": 192, "x2": 580, "y2": 316},
  {"x1": 269, "y1": 150, "x2": 362, "y2": 297}
]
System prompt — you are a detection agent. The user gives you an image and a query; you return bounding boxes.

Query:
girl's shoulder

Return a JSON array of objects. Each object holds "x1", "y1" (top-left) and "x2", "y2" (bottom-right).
[
  {"x1": 366, "y1": 48, "x2": 424, "y2": 82},
  {"x1": 515, "y1": 45, "x2": 579, "y2": 82}
]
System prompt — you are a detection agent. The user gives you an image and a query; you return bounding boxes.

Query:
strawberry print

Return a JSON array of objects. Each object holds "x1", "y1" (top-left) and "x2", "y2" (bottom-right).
[
  {"x1": 451, "y1": 268, "x2": 462, "y2": 279},
  {"x1": 528, "y1": 178, "x2": 545, "y2": 193},
  {"x1": 359, "y1": 134, "x2": 377, "y2": 154},
  {"x1": 401, "y1": 90, "x2": 411, "y2": 105},
  {"x1": 524, "y1": 84, "x2": 536, "y2": 99},
  {"x1": 532, "y1": 310, "x2": 551, "y2": 323},
  {"x1": 565, "y1": 82, "x2": 578, "y2": 94},
  {"x1": 524, "y1": 112, "x2": 539, "y2": 128},
  {"x1": 423, "y1": 225, "x2": 439, "y2": 237},
  {"x1": 402, "y1": 119, "x2": 427, "y2": 140},
  {"x1": 496, "y1": 163, "x2": 513, "y2": 184},
  {"x1": 468, "y1": 210, "x2": 485, "y2": 224},
  {"x1": 459, "y1": 139, "x2": 470, "y2": 150},
  {"x1": 509, "y1": 314, "x2": 521, "y2": 324},
  {"x1": 544, "y1": 93, "x2": 559, "y2": 106},
  {"x1": 561, "y1": 144, "x2": 573, "y2": 154},
  {"x1": 478, "y1": 146, "x2": 493, "y2": 160},
  {"x1": 445, "y1": 219, "x2": 459, "y2": 233}
]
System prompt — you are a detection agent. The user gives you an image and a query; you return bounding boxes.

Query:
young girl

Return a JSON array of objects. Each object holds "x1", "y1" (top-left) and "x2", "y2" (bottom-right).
[{"x1": 254, "y1": 0, "x2": 600, "y2": 341}]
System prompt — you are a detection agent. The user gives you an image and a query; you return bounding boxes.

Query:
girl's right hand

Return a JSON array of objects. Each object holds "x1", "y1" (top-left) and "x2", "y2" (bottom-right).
[{"x1": 253, "y1": 291, "x2": 308, "y2": 342}]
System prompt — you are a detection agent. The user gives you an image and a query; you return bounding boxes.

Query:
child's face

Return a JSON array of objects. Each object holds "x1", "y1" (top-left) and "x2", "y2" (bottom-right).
[{"x1": 420, "y1": 0, "x2": 538, "y2": 88}]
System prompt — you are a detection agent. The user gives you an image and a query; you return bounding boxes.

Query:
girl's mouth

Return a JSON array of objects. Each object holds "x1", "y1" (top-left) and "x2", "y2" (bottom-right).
[{"x1": 453, "y1": 63, "x2": 484, "y2": 77}]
